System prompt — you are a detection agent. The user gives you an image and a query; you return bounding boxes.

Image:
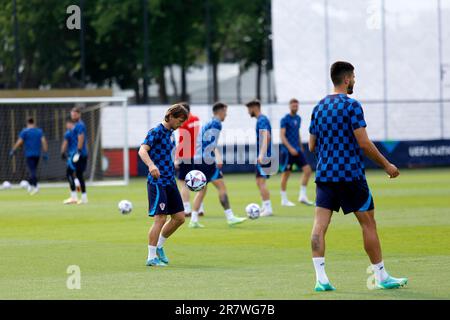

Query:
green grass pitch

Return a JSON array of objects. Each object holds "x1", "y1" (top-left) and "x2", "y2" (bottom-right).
[{"x1": 1, "y1": 168, "x2": 450, "y2": 300}]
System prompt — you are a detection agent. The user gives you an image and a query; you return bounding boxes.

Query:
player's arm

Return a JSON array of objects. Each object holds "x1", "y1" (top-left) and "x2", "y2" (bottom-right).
[
  {"x1": 280, "y1": 128, "x2": 298, "y2": 156},
  {"x1": 258, "y1": 130, "x2": 270, "y2": 163},
  {"x1": 138, "y1": 144, "x2": 160, "y2": 179},
  {"x1": 309, "y1": 134, "x2": 316, "y2": 153},
  {"x1": 353, "y1": 127, "x2": 399, "y2": 178},
  {"x1": 215, "y1": 147, "x2": 223, "y2": 169},
  {"x1": 77, "y1": 132, "x2": 85, "y2": 152},
  {"x1": 9, "y1": 138, "x2": 24, "y2": 156},
  {"x1": 41, "y1": 136, "x2": 48, "y2": 153},
  {"x1": 60, "y1": 140, "x2": 68, "y2": 159}
]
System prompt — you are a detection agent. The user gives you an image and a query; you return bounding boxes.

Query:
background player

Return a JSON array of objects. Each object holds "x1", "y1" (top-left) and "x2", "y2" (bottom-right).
[
  {"x1": 68, "y1": 107, "x2": 88, "y2": 204},
  {"x1": 245, "y1": 99, "x2": 273, "y2": 217},
  {"x1": 61, "y1": 118, "x2": 79, "y2": 204},
  {"x1": 308, "y1": 61, "x2": 407, "y2": 291},
  {"x1": 189, "y1": 102, "x2": 247, "y2": 228},
  {"x1": 9, "y1": 117, "x2": 48, "y2": 195},
  {"x1": 138, "y1": 104, "x2": 188, "y2": 267},
  {"x1": 174, "y1": 102, "x2": 205, "y2": 217},
  {"x1": 279, "y1": 98, "x2": 314, "y2": 206}
]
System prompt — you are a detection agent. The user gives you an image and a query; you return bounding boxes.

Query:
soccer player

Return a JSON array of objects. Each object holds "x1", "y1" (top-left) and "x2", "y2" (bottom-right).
[
  {"x1": 63, "y1": 107, "x2": 89, "y2": 205},
  {"x1": 9, "y1": 117, "x2": 48, "y2": 195},
  {"x1": 308, "y1": 61, "x2": 407, "y2": 291},
  {"x1": 138, "y1": 104, "x2": 189, "y2": 267},
  {"x1": 279, "y1": 98, "x2": 314, "y2": 206},
  {"x1": 174, "y1": 102, "x2": 205, "y2": 217},
  {"x1": 245, "y1": 99, "x2": 273, "y2": 217},
  {"x1": 188, "y1": 102, "x2": 247, "y2": 228},
  {"x1": 61, "y1": 118, "x2": 79, "y2": 203}
]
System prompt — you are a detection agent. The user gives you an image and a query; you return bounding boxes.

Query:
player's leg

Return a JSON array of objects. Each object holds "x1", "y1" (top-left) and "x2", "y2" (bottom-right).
[
  {"x1": 75, "y1": 156, "x2": 87, "y2": 204},
  {"x1": 154, "y1": 183, "x2": 186, "y2": 264},
  {"x1": 211, "y1": 178, "x2": 246, "y2": 225},
  {"x1": 296, "y1": 152, "x2": 314, "y2": 205},
  {"x1": 26, "y1": 156, "x2": 39, "y2": 194},
  {"x1": 311, "y1": 207, "x2": 335, "y2": 291},
  {"x1": 147, "y1": 214, "x2": 168, "y2": 266},
  {"x1": 177, "y1": 160, "x2": 192, "y2": 216},
  {"x1": 63, "y1": 167, "x2": 78, "y2": 204},
  {"x1": 146, "y1": 182, "x2": 171, "y2": 266},
  {"x1": 256, "y1": 176, "x2": 272, "y2": 216},
  {"x1": 189, "y1": 186, "x2": 207, "y2": 228},
  {"x1": 354, "y1": 210, "x2": 407, "y2": 289},
  {"x1": 280, "y1": 151, "x2": 295, "y2": 206}
]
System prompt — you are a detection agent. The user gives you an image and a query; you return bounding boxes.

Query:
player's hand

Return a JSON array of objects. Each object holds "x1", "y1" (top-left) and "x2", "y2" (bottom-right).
[
  {"x1": 174, "y1": 159, "x2": 181, "y2": 170},
  {"x1": 149, "y1": 164, "x2": 160, "y2": 179},
  {"x1": 289, "y1": 148, "x2": 299, "y2": 156},
  {"x1": 385, "y1": 163, "x2": 400, "y2": 179},
  {"x1": 61, "y1": 153, "x2": 67, "y2": 161},
  {"x1": 217, "y1": 162, "x2": 223, "y2": 169},
  {"x1": 8, "y1": 149, "x2": 15, "y2": 157},
  {"x1": 72, "y1": 152, "x2": 80, "y2": 163}
]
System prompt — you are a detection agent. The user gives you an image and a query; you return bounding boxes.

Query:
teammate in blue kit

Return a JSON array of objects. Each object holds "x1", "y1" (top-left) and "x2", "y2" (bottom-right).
[
  {"x1": 138, "y1": 104, "x2": 189, "y2": 267},
  {"x1": 10, "y1": 117, "x2": 48, "y2": 195},
  {"x1": 61, "y1": 118, "x2": 79, "y2": 204},
  {"x1": 279, "y1": 98, "x2": 314, "y2": 207},
  {"x1": 308, "y1": 61, "x2": 407, "y2": 291},
  {"x1": 62, "y1": 107, "x2": 89, "y2": 205},
  {"x1": 188, "y1": 102, "x2": 247, "y2": 228},
  {"x1": 245, "y1": 99, "x2": 274, "y2": 217}
]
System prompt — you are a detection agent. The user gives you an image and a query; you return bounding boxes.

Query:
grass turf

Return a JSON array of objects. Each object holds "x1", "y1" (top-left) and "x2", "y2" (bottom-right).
[{"x1": 0, "y1": 168, "x2": 449, "y2": 299}]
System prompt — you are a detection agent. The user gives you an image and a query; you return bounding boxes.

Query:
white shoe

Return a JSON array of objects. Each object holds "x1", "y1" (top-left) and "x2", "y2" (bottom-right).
[
  {"x1": 260, "y1": 208, "x2": 273, "y2": 217},
  {"x1": 281, "y1": 200, "x2": 296, "y2": 207},
  {"x1": 299, "y1": 197, "x2": 314, "y2": 206},
  {"x1": 77, "y1": 199, "x2": 88, "y2": 205},
  {"x1": 29, "y1": 188, "x2": 39, "y2": 196},
  {"x1": 63, "y1": 198, "x2": 78, "y2": 205}
]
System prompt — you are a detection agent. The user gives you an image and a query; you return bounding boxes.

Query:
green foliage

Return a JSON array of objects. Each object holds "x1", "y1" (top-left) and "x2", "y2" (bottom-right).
[{"x1": 0, "y1": 0, "x2": 272, "y2": 100}]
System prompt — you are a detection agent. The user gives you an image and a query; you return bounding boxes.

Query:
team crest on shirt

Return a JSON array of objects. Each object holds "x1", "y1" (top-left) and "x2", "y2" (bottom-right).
[{"x1": 160, "y1": 203, "x2": 166, "y2": 210}]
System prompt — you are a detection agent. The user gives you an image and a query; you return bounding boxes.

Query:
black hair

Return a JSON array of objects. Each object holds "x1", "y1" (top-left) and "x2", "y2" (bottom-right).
[
  {"x1": 212, "y1": 102, "x2": 227, "y2": 113},
  {"x1": 330, "y1": 61, "x2": 354, "y2": 86},
  {"x1": 27, "y1": 117, "x2": 34, "y2": 124},
  {"x1": 245, "y1": 99, "x2": 261, "y2": 108}
]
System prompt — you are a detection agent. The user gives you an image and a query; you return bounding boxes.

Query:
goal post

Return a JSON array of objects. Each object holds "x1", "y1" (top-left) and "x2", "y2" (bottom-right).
[{"x1": 0, "y1": 96, "x2": 129, "y2": 187}]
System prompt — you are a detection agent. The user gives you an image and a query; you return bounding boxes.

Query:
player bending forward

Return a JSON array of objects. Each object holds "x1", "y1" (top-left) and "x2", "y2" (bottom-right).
[
  {"x1": 138, "y1": 104, "x2": 189, "y2": 267},
  {"x1": 309, "y1": 61, "x2": 407, "y2": 291},
  {"x1": 188, "y1": 102, "x2": 247, "y2": 228}
]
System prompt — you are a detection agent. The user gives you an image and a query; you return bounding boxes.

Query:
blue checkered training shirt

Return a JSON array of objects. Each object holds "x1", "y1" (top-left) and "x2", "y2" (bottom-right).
[{"x1": 309, "y1": 94, "x2": 367, "y2": 182}]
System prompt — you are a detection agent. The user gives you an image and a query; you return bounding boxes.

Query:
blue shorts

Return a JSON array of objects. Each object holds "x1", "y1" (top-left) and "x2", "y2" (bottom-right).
[
  {"x1": 315, "y1": 180, "x2": 374, "y2": 214},
  {"x1": 194, "y1": 163, "x2": 223, "y2": 183},
  {"x1": 147, "y1": 182, "x2": 184, "y2": 217},
  {"x1": 256, "y1": 162, "x2": 272, "y2": 179},
  {"x1": 279, "y1": 149, "x2": 308, "y2": 172},
  {"x1": 177, "y1": 158, "x2": 195, "y2": 180}
]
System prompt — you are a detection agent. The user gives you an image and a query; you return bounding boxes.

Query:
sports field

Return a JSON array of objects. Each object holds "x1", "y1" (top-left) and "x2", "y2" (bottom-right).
[{"x1": 1, "y1": 168, "x2": 449, "y2": 300}]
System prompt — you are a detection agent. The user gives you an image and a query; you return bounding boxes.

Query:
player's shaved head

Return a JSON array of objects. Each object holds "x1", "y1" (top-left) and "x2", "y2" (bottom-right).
[
  {"x1": 245, "y1": 99, "x2": 261, "y2": 109},
  {"x1": 330, "y1": 61, "x2": 355, "y2": 94},
  {"x1": 212, "y1": 102, "x2": 227, "y2": 114},
  {"x1": 330, "y1": 61, "x2": 354, "y2": 86}
]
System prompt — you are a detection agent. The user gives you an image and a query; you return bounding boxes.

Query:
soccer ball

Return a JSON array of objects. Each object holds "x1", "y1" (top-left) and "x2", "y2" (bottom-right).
[
  {"x1": 118, "y1": 200, "x2": 133, "y2": 214},
  {"x1": 185, "y1": 170, "x2": 207, "y2": 192},
  {"x1": 245, "y1": 203, "x2": 260, "y2": 219},
  {"x1": 20, "y1": 180, "x2": 29, "y2": 189},
  {"x1": 1, "y1": 181, "x2": 12, "y2": 190}
]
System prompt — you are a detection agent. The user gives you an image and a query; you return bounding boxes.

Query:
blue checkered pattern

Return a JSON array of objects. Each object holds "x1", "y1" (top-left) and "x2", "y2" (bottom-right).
[
  {"x1": 309, "y1": 94, "x2": 367, "y2": 182},
  {"x1": 194, "y1": 117, "x2": 222, "y2": 164},
  {"x1": 256, "y1": 114, "x2": 272, "y2": 157},
  {"x1": 142, "y1": 123, "x2": 176, "y2": 186},
  {"x1": 280, "y1": 114, "x2": 301, "y2": 152}
]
